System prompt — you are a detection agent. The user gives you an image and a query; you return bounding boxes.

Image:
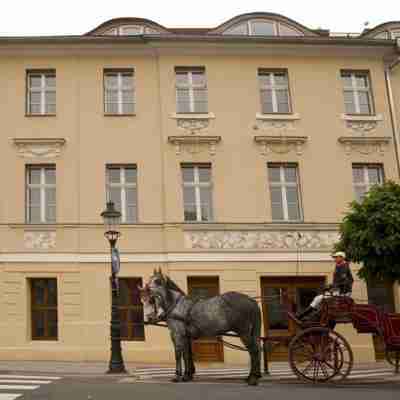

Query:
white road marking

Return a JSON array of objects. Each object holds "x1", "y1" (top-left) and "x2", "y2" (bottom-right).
[
  {"x1": 0, "y1": 380, "x2": 52, "y2": 384},
  {"x1": 0, "y1": 375, "x2": 60, "y2": 380},
  {"x1": 0, "y1": 385, "x2": 39, "y2": 390},
  {"x1": 0, "y1": 395, "x2": 22, "y2": 400}
]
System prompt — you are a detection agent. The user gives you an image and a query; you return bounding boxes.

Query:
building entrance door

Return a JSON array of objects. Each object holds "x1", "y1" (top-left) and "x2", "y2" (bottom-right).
[
  {"x1": 187, "y1": 276, "x2": 224, "y2": 362},
  {"x1": 261, "y1": 277, "x2": 325, "y2": 361},
  {"x1": 367, "y1": 280, "x2": 395, "y2": 360}
]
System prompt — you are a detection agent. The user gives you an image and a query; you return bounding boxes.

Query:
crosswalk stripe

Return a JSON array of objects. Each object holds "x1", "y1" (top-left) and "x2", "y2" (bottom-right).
[
  {"x1": 134, "y1": 367, "x2": 396, "y2": 380},
  {"x1": 0, "y1": 380, "x2": 52, "y2": 385},
  {"x1": 0, "y1": 375, "x2": 60, "y2": 380},
  {"x1": 0, "y1": 385, "x2": 39, "y2": 390},
  {"x1": 0, "y1": 395, "x2": 22, "y2": 400}
]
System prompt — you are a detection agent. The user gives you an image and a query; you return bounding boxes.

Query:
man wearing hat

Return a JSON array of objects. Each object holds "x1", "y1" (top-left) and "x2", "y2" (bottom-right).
[{"x1": 297, "y1": 251, "x2": 354, "y2": 320}]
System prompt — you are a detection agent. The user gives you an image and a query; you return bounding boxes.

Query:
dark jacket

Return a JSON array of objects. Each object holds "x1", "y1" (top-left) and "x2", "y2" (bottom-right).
[{"x1": 333, "y1": 261, "x2": 354, "y2": 293}]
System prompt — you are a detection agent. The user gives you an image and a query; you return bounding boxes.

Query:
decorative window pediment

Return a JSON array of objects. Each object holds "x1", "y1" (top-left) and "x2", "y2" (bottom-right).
[
  {"x1": 168, "y1": 135, "x2": 221, "y2": 156},
  {"x1": 12, "y1": 138, "x2": 66, "y2": 159},
  {"x1": 254, "y1": 135, "x2": 308, "y2": 155},
  {"x1": 338, "y1": 136, "x2": 391, "y2": 156}
]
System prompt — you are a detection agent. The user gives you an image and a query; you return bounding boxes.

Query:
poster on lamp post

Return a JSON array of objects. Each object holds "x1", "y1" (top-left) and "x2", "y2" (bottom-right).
[{"x1": 111, "y1": 247, "x2": 121, "y2": 275}]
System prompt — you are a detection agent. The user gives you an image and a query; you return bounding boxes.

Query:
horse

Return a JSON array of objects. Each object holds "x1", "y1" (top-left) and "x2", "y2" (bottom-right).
[{"x1": 140, "y1": 269, "x2": 262, "y2": 385}]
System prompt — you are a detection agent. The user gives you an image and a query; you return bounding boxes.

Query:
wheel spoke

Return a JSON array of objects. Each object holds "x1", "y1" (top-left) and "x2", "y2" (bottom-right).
[
  {"x1": 301, "y1": 360, "x2": 314, "y2": 377},
  {"x1": 320, "y1": 362, "x2": 330, "y2": 380}
]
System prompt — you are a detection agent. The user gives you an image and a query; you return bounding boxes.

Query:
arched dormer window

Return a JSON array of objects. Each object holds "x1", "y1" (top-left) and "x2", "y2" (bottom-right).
[
  {"x1": 223, "y1": 19, "x2": 303, "y2": 36},
  {"x1": 103, "y1": 24, "x2": 161, "y2": 35}
]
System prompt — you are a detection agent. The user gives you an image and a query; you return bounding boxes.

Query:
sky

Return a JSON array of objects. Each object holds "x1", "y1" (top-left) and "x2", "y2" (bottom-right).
[{"x1": 1, "y1": 0, "x2": 399, "y2": 36}]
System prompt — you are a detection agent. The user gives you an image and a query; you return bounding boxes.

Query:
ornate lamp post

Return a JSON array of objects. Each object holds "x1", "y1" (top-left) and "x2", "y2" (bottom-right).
[{"x1": 101, "y1": 201, "x2": 127, "y2": 374}]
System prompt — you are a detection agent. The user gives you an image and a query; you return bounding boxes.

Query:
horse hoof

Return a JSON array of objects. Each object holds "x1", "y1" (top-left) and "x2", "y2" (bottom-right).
[
  {"x1": 247, "y1": 376, "x2": 259, "y2": 386},
  {"x1": 171, "y1": 377, "x2": 182, "y2": 383},
  {"x1": 182, "y1": 375, "x2": 193, "y2": 382}
]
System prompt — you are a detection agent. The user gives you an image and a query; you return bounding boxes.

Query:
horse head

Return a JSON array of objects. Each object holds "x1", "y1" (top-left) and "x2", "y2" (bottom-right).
[{"x1": 140, "y1": 268, "x2": 186, "y2": 322}]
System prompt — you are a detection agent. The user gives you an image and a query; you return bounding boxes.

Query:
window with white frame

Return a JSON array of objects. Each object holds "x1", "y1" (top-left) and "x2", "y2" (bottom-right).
[
  {"x1": 104, "y1": 70, "x2": 135, "y2": 115},
  {"x1": 268, "y1": 164, "x2": 302, "y2": 221},
  {"x1": 106, "y1": 165, "x2": 137, "y2": 223},
  {"x1": 223, "y1": 20, "x2": 302, "y2": 36},
  {"x1": 175, "y1": 67, "x2": 208, "y2": 113},
  {"x1": 352, "y1": 164, "x2": 384, "y2": 203},
  {"x1": 182, "y1": 164, "x2": 213, "y2": 222},
  {"x1": 341, "y1": 71, "x2": 374, "y2": 115},
  {"x1": 27, "y1": 71, "x2": 56, "y2": 115},
  {"x1": 26, "y1": 166, "x2": 56, "y2": 223},
  {"x1": 391, "y1": 30, "x2": 400, "y2": 40},
  {"x1": 259, "y1": 70, "x2": 291, "y2": 113}
]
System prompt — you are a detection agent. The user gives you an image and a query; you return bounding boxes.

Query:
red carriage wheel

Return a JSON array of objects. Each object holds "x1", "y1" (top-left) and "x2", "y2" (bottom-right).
[{"x1": 288, "y1": 327, "x2": 353, "y2": 383}]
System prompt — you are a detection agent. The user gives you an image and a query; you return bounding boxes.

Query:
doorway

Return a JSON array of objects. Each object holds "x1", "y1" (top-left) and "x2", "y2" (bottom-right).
[
  {"x1": 367, "y1": 280, "x2": 395, "y2": 359},
  {"x1": 187, "y1": 276, "x2": 224, "y2": 362},
  {"x1": 261, "y1": 276, "x2": 325, "y2": 361}
]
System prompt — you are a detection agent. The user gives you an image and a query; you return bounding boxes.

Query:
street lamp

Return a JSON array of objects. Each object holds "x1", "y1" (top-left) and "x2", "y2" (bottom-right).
[{"x1": 101, "y1": 201, "x2": 127, "y2": 374}]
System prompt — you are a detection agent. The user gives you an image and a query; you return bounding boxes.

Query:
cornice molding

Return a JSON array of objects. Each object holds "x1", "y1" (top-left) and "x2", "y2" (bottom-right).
[{"x1": 0, "y1": 251, "x2": 335, "y2": 263}]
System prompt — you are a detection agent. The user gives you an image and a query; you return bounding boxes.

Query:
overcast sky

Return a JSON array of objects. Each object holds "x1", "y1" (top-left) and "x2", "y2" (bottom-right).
[{"x1": 1, "y1": 0, "x2": 399, "y2": 36}]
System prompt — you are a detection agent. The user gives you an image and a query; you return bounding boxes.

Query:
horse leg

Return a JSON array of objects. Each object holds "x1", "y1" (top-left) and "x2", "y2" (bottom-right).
[
  {"x1": 240, "y1": 335, "x2": 261, "y2": 386},
  {"x1": 188, "y1": 338, "x2": 196, "y2": 377},
  {"x1": 171, "y1": 337, "x2": 183, "y2": 383},
  {"x1": 182, "y1": 336, "x2": 193, "y2": 382}
]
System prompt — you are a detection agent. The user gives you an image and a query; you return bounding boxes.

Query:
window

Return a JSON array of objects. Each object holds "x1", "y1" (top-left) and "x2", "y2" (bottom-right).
[
  {"x1": 268, "y1": 164, "x2": 302, "y2": 221},
  {"x1": 118, "y1": 278, "x2": 145, "y2": 341},
  {"x1": 259, "y1": 70, "x2": 291, "y2": 113},
  {"x1": 106, "y1": 165, "x2": 137, "y2": 223},
  {"x1": 26, "y1": 70, "x2": 56, "y2": 115},
  {"x1": 223, "y1": 20, "x2": 302, "y2": 36},
  {"x1": 352, "y1": 164, "x2": 384, "y2": 202},
  {"x1": 26, "y1": 165, "x2": 56, "y2": 224},
  {"x1": 103, "y1": 25, "x2": 160, "y2": 35},
  {"x1": 175, "y1": 67, "x2": 208, "y2": 113},
  {"x1": 30, "y1": 278, "x2": 58, "y2": 340},
  {"x1": 104, "y1": 69, "x2": 135, "y2": 115},
  {"x1": 391, "y1": 30, "x2": 400, "y2": 40},
  {"x1": 341, "y1": 71, "x2": 373, "y2": 115},
  {"x1": 182, "y1": 164, "x2": 213, "y2": 222}
]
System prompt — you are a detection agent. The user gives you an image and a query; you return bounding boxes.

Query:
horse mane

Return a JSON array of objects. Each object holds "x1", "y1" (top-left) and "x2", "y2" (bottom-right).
[{"x1": 165, "y1": 276, "x2": 186, "y2": 296}]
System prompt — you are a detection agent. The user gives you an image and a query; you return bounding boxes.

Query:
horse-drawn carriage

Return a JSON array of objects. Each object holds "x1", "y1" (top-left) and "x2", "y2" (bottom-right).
[
  {"x1": 141, "y1": 271, "x2": 400, "y2": 385},
  {"x1": 285, "y1": 291, "x2": 400, "y2": 383}
]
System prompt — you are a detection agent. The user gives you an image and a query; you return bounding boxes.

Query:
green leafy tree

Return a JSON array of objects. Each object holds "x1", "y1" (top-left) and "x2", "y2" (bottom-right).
[{"x1": 335, "y1": 181, "x2": 400, "y2": 282}]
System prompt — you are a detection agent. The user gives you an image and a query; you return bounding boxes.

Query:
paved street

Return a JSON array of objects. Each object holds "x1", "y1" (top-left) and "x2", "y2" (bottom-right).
[
  {"x1": 0, "y1": 367, "x2": 398, "y2": 400},
  {"x1": 1, "y1": 374, "x2": 398, "y2": 400}
]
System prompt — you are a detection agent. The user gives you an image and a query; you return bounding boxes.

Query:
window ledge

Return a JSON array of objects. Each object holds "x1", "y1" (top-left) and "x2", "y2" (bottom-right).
[
  {"x1": 104, "y1": 113, "x2": 136, "y2": 117},
  {"x1": 25, "y1": 114, "x2": 57, "y2": 118},
  {"x1": 340, "y1": 114, "x2": 383, "y2": 122},
  {"x1": 256, "y1": 113, "x2": 300, "y2": 121},
  {"x1": 170, "y1": 112, "x2": 215, "y2": 120}
]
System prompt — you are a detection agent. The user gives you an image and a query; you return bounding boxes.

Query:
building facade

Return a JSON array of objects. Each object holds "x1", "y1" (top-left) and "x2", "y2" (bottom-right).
[{"x1": 0, "y1": 12, "x2": 400, "y2": 364}]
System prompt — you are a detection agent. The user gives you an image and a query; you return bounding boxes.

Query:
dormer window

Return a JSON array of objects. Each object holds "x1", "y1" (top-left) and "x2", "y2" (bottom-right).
[
  {"x1": 223, "y1": 19, "x2": 302, "y2": 36},
  {"x1": 103, "y1": 25, "x2": 160, "y2": 35}
]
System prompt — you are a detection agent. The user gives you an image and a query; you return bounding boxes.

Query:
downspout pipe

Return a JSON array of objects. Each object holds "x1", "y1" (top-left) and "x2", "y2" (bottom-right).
[{"x1": 385, "y1": 55, "x2": 400, "y2": 179}]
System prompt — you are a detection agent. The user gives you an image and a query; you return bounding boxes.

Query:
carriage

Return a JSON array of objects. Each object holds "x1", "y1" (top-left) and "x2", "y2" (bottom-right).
[
  {"x1": 277, "y1": 291, "x2": 400, "y2": 383},
  {"x1": 142, "y1": 272, "x2": 400, "y2": 385}
]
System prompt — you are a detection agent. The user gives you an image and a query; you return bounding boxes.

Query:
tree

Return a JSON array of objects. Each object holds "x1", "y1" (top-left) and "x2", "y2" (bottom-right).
[{"x1": 335, "y1": 181, "x2": 400, "y2": 282}]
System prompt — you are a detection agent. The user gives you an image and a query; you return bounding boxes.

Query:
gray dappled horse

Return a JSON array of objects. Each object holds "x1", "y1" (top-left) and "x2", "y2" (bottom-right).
[{"x1": 140, "y1": 269, "x2": 261, "y2": 385}]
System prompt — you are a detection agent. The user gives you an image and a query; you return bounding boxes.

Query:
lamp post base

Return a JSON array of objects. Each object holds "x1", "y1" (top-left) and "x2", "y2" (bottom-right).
[{"x1": 107, "y1": 365, "x2": 127, "y2": 374}]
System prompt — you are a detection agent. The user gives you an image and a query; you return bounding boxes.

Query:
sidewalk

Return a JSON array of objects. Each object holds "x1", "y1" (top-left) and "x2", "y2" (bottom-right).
[{"x1": 0, "y1": 360, "x2": 392, "y2": 376}]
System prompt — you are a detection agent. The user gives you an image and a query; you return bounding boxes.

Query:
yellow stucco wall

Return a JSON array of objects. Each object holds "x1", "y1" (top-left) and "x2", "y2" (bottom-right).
[{"x1": 0, "y1": 35, "x2": 398, "y2": 364}]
